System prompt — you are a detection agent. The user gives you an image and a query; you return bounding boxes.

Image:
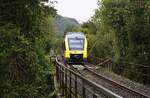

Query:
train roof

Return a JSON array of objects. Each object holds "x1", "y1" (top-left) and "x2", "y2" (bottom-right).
[{"x1": 65, "y1": 32, "x2": 85, "y2": 39}]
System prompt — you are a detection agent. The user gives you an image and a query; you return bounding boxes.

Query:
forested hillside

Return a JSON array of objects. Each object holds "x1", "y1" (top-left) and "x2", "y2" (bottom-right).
[{"x1": 54, "y1": 15, "x2": 80, "y2": 35}]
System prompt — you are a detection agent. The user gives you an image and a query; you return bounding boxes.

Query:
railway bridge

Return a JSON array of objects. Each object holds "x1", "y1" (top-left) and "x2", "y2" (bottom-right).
[
  {"x1": 53, "y1": 57, "x2": 150, "y2": 98},
  {"x1": 54, "y1": 57, "x2": 122, "y2": 98}
]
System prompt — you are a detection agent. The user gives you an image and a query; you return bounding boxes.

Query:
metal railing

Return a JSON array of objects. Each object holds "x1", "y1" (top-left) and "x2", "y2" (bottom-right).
[{"x1": 55, "y1": 58, "x2": 122, "y2": 98}]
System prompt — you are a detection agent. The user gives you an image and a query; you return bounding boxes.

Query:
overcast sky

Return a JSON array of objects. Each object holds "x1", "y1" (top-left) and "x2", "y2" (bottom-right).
[{"x1": 54, "y1": 0, "x2": 98, "y2": 23}]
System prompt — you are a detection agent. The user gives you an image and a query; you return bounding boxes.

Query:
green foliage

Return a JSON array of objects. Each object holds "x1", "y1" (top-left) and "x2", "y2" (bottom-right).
[
  {"x1": 125, "y1": 0, "x2": 150, "y2": 64},
  {"x1": 81, "y1": 21, "x2": 97, "y2": 35},
  {"x1": 92, "y1": 0, "x2": 150, "y2": 63},
  {"x1": 64, "y1": 25, "x2": 79, "y2": 33},
  {"x1": 80, "y1": 21, "x2": 97, "y2": 55},
  {"x1": 91, "y1": 0, "x2": 150, "y2": 84},
  {"x1": 0, "y1": 0, "x2": 57, "y2": 98},
  {"x1": 92, "y1": 0, "x2": 128, "y2": 61}
]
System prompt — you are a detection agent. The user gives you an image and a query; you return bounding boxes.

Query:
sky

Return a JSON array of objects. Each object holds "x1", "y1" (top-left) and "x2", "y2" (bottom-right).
[{"x1": 54, "y1": 0, "x2": 98, "y2": 23}]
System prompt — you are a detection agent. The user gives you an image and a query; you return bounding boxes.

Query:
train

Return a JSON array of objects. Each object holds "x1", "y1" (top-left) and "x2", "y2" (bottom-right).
[{"x1": 63, "y1": 32, "x2": 88, "y2": 64}]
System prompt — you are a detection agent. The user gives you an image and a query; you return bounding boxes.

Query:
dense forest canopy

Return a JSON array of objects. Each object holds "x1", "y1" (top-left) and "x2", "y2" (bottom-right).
[{"x1": 90, "y1": 0, "x2": 150, "y2": 65}]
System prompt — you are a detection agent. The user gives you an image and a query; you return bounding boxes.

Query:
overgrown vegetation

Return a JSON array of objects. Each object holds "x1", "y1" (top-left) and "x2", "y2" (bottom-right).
[
  {"x1": 86, "y1": 0, "x2": 150, "y2": 85},
  {"x1": 92, "y1": 0, "x2": 150, "y2": 64},
  {"x1": 0, "y1": 0, "x2": 57, "y2": 98}
]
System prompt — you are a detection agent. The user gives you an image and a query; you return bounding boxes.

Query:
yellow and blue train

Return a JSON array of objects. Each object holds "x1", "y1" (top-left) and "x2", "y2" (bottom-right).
[{"x1": 63, "y1": 32, "x2": 88, "y2": 64}]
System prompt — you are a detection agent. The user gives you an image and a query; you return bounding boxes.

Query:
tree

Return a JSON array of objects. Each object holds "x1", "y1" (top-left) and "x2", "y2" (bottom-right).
[{"x1": 0, "y1": 0, "x2": 57, "y2": 98}]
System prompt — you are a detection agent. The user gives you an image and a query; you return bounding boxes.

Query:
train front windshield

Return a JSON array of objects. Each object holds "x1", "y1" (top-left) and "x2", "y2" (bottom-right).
[{"x1": 68, "y1": 38, "x2": 84, "y2": 50}]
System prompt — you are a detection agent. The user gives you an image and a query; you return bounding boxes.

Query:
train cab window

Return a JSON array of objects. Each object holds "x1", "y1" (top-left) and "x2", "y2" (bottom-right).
[{"x1": 68, "y1": 38, "x2": 84, "y2": 50}]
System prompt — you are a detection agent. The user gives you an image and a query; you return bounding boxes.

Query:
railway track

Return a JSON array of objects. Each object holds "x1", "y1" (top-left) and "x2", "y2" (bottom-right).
[
  {"x1": 55, "y1": 58, "x2": 123, "y2": 98},
  {"x1": 74, "y1": 63, "x2": 150, "y2": 98}
]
